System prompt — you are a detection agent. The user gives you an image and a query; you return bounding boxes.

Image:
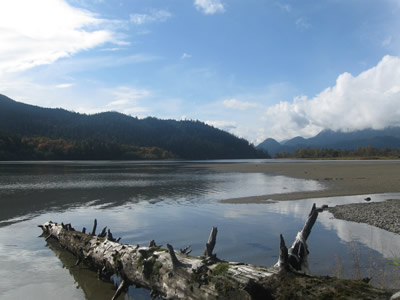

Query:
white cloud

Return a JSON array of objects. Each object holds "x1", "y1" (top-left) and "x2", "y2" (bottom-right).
[
  {"x1": 102, "y1": 86, "x2": 152, "y2": 115},
  {"x1": 223, "y1": 98, "x2": 259, "y2": 110},
  {"x1": 194, "y1": 0, "x2": 225, "y2": 15},
  {"x1": 181, "y1": 53, "x2": 192, "y2": 60},
  {"x1": 382, "y1": 36, "x2": 392, "y2": 47},
  {"x1": 262, "y1": 55, "x2": 400, "y2": 140},
  {"x1": 59, "y1": 86, "x2": 153, "y2": 115},
  {"x1": 106, "y1": 86, "x2": 151, "y2": 106},
  {"x1": 100, "y1": 47, "x2": 124, "y2": 52},
  {"x1": 106, "y1": 99, "x2": 130, "y2": 107},
  {"x1": 295, "y1": 17, "x2": 311, "y2": 30},
  {"x1": 130, "y1": 10, "x2": 172, "y2": 25},
  {"x1": 276, "y1": 3, "x2": 291, "y2": 12},
  {"x1": 123, "y1": 107, "x2": 149, "y2": 115},
  {"x1": 0, "y1": 0, "x2": 120, "y2": 73},
  {"x1": 116, "y1": 54, "x2": 161, "y2": 64},
  {"x1": 55, "y1": 83, "x2": 74, "y2": 88},
  {"x1": 206, "y1": 120, "x2": 237, "y2": 131}
]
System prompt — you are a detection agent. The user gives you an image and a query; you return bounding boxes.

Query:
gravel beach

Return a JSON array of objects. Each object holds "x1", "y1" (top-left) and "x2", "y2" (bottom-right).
[{"x1": 328, "y1": 199, "x2": 400, "y2": 235}]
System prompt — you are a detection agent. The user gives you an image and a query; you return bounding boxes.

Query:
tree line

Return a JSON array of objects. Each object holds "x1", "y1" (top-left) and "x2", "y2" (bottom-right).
[
  {"x1": 0, "y1": 95, "x2": 268, "y2": 160},
  {"x1": 0, "y1": 135, "x2": 175, "y2": 161},
  {"x1": 274, "y1": 146, "x2": 400, "y2": 159}
]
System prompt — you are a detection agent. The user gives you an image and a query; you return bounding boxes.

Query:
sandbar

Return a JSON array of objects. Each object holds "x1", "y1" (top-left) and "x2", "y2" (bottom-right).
[{"x1": 193, "y1": 160, "x2": 400, "y2": 203}]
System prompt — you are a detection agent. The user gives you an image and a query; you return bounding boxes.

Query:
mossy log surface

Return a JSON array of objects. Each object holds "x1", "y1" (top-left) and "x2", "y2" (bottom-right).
[{"x1": 39, "y1": 205, "x2": 393, "y2": 300}]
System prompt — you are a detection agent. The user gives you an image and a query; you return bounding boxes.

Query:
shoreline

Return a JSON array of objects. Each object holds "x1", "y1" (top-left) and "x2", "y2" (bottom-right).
[
  {"x1": 195, "y1": 160, "x2": 400, "y2": 235},
  {"x1": 192, "y1": 160, "x2": 400, "y2": 203},
  {"x1": 328, "y1": 199, "x2": 400, "y2": 235}
]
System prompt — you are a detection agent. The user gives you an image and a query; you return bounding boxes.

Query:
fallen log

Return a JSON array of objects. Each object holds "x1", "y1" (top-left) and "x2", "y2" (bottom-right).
[
  {"x1": 39, "y1": 204, "x2": 392, "y2": 300},
  {"x1": 44, "y1": 237, "x2": 120, "y2": 299}
]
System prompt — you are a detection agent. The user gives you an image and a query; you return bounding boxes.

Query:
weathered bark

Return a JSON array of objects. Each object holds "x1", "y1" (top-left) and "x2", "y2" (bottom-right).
[
  {"x1": 40, "y1": 222, "x2": 277, "y2": 299},
  {"x1": 90, "y1": 219, "x2": 97, "y2": 236},
  {"x1": 203, "y1": 226, "x2": 218, "y2": 257},
  {"x1": 39, "y1": 205, "x2": 392, "y2": 300},
  {"x1": 282, "y1": 203, "x2": 318, "y2": 274}
]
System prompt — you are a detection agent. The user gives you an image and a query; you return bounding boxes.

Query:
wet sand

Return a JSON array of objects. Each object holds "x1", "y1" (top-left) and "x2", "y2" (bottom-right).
[{"x1": 194, "y1": 160, "x2": 400, "y2": 203}]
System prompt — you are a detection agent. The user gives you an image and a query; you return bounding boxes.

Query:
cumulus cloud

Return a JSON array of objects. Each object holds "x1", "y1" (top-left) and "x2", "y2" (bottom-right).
[
  {"x1": 263, "y1": 55, "x2": 400, "y2": 140},
  {"x1": 223, "y1": 98, "x2": 258, "y2": 110},
  {"x1": 194, "y1": 0, "x2": 225, "y2": 15},
  {"x1": 130, "y1": 9, "x2": 172, "y2": 25},
  {"x1": 0, "y1": 0, "x2": 120, "y2": 73}
]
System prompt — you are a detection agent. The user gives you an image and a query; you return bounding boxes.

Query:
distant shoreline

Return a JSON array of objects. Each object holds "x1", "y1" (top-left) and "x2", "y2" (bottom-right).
[{"x1": 192, "y1": 160, "x2": 400, "y2": 203}]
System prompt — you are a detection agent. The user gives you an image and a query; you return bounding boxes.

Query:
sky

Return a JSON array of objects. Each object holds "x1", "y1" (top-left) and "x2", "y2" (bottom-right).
[{"x1": 0, "y1": 0, "x2": 400, "y2": 144}]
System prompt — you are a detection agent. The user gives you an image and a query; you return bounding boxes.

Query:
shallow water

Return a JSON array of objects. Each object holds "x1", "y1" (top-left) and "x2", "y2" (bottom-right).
[{"x1": 0, "y1": 161, "x2": 399, "y2": 299}]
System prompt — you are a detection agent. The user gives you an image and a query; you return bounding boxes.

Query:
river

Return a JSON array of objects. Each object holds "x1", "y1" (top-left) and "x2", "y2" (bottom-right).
[{"x1": 0, "y1": 161, "x2": 398, "y2": 299}]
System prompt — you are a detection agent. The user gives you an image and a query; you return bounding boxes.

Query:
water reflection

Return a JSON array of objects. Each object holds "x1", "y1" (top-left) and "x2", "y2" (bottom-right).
[
  {"x1": 248, "y1": 194, "x2": 400, "y2": 287},
  {"x1": 0, "y1": 162, "x2": 399, "y2": 299},
  {"x1": 0, "y1": 220, "x2": 84, "y2": 300},
  {"x1": 261, "y1": 194, "x2": 400, "y2": 259},
  {"x1": 45, "y1": 238, "x2": 119, "y2": 300},
  {"x1": 0, "y1": 161, "x2": 324, "y2": 225}
]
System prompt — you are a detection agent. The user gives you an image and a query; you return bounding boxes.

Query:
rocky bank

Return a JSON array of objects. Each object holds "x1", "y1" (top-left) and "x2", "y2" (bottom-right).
[{"x1": 328, "y1": 199, "x2": 400, "y2": 235}]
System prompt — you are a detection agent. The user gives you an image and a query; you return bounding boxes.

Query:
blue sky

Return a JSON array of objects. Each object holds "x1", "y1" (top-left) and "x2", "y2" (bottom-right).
[{"x1": 1, "y1": 0, "x2": 400, "y2": 144}]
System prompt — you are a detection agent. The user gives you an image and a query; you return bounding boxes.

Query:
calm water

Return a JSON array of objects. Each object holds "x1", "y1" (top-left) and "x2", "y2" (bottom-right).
[{"x1": 0, "y1": 161, "x2": 399, "y2": 299}]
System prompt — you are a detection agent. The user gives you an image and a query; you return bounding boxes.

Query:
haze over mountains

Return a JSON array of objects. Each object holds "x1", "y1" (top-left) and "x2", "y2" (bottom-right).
[
  {"x1": 257, "y1": 128, "x2": 400, "y2": 157},
  {"x1": 0, "y1": 94, "x2": 266, "y2": 160}
]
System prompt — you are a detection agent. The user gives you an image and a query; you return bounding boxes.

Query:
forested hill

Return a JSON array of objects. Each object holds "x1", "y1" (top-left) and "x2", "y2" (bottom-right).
[{"x1": 0, "y1": 94, "x2": 267, "y2": 160}]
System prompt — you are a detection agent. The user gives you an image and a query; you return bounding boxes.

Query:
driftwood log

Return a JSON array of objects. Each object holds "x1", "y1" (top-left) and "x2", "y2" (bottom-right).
[{"x1": 39, "y1": 204, "x2": 392, "y2": 300}]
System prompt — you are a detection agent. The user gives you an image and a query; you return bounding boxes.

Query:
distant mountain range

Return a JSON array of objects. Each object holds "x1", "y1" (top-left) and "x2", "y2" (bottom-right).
[
  {"x1": 257, "y1": 128, "x2": 400, "y2": 157},
  {"x1": 0, "y1": 94, "x2": 267, "y2": 160}
]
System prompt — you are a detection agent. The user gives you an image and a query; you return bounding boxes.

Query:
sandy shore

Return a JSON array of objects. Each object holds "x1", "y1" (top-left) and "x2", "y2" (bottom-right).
[{"x1": 193, "y1": 160, "x2": 400, "y2": 203}]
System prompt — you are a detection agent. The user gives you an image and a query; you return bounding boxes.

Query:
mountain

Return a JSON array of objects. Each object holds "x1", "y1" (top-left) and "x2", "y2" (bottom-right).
[
  {"x1": 283, "y1": 136, "x2": 307, "y2": 147},
  {"x1": 299, "y1": 128, "x2": 400, "y2": 149},
  {"x1": 0, "y1": 94, "x2": 268, "y2": 160},
  {"x1": 257, "y1": 138, "x2": 295, "y2": 157},
  {"x1": 257, "y1": 128, "x2": 400, "y2": 157}
]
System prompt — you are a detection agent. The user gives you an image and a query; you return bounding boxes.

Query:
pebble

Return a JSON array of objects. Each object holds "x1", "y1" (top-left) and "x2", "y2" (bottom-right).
[{"x1": 328, "y1": 199, "x2": 400, "y2": 235}]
